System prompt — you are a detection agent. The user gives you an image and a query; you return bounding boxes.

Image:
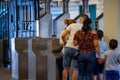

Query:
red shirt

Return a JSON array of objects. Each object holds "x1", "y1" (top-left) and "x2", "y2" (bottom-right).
[{"x1": 74, "y1": 30, "x2": 98, "y2": 53}]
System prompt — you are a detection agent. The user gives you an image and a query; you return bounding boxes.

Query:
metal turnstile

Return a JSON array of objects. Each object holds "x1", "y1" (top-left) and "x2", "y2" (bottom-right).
[
  {"x1": 28, "y1": 37, "x2": 52, "y2": 80},
  {"x1": 11, "y1": 38, "x2": 30, "y2": 79},
  {"x1": 47, "y1": 39, "x2": 63, "y2": 80},
  {"x1": 0, "y1": 40, "x2": 3, "y2": 68}
]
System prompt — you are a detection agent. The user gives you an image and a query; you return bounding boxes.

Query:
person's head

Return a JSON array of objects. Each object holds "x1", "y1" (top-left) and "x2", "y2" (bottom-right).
[
  {"x1": 97, "y1": 30, "x2": 104, "y2": 40},
  {"x1": 79, "y1": 14, "x2": 89, "y2": 24},
  {"x1": 109, "y1": 39, "x2": 118, "y2": 50},
  {"x1": 82, "y1": 18, "x2": 92, "y2": 34}
]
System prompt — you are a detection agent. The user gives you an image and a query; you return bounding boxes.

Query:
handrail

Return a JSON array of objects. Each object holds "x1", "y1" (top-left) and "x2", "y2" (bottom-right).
[
  {"x1": 39, "y1": 13, "x2": 47, "y2": 19},
  {"x1": 54, "y1": 13, "x2": 64, "y2": 21},
  {"x1": 74, "y1": 14, "x2": 81, "y2": 21}
]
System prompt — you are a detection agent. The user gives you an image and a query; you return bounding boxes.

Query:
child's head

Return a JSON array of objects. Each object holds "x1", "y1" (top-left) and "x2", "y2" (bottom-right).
[
  {"x1": 109, "y1": 39, "x2": 118, "y2": 50},
  {"x1": 97, "y1": 30, "x2": 104, "y2": 40}
]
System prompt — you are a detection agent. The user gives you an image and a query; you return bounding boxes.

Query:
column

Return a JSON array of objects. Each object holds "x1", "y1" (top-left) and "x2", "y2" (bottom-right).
[
  {"x1": 62, "y1": 0, "x2": 69, "y2": 13},
  {"x1": 46, "y1": 0, "x2": 51, "y2": 14},
  {"x1": 104, "y1": 0, "x2": 120, "y2": 48},
  {"x1": 82, "y1": 0, "x2": 89, "y2": 14}
]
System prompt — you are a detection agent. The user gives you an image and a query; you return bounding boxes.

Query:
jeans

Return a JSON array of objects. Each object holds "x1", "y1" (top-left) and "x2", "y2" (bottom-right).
[{"x1": 77, "y1": 52, "x2": 96, "y2": 80}]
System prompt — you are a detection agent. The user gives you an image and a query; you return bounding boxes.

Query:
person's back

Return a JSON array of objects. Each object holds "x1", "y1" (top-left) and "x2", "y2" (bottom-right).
[
  {"x1": 59, "y1": 19, "x2": 75, "y2": 46},
  {"x1": 65, "y1": 23, "x2": 83, "y2": 49},
  {"x1": 102, "y1": 39, "x2": 120, "y2": 80},
  {"x1": 105, "y1": 49, "x2": 120, "y2": 71}
]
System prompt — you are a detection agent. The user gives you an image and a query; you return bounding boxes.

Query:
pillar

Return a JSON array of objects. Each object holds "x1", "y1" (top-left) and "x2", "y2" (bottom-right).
[
  {"x1": 82, "y1": 0, "x2": 89, "y2": 14},
  {"x1": 62, "y1": 0, "x2": 69, "y2": 13},
  {"x1": 104, "y1": 0, "x2": 120, "y2": 48},
  {"x1": 46, "y1": 0, "x2": 51, "y2": 14}
]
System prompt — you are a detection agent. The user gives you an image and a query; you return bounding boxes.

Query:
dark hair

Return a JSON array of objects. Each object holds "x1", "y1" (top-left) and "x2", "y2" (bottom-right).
[
  {"x1": 82, "y1": 18, "x2": 92, "y2": 34},
  {"x1": 97, "y1": 30, "x2": 103, "y2": 40},
  {"x1": 80, "y1": 14, "x2": 89, "y2": 19},
  {"x1": 109, "y1": 39, "x2": 118, "y2": 49}
]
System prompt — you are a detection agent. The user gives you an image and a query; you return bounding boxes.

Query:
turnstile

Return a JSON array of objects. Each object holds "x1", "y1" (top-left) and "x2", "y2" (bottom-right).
[
  {"x1": 47, "y1": 39, "x2": 63, "y2": 80},
  {"x1": 28, "y1": 37, "x2": 52, "y2": 80},
  {"x1": 11, "y1": 38, "x2": 30, "y2": 79}
]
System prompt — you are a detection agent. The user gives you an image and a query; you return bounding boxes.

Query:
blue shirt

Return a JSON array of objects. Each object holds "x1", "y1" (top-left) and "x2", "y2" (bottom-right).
[
  {"x1": 99, "y1": 40, "x2": 108, "y2": 56},
  {"x1": 96, "y1": 40, "x2": 108, "y2": 57}
]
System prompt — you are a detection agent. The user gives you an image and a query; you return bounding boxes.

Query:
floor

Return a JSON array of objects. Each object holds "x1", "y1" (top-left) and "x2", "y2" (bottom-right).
[
  {"x1": 0, "y1": 67, "x2": 28, "y2": 80},
  {"x1": 0, "y1": 68, "x2": 12, "y2": 80}
]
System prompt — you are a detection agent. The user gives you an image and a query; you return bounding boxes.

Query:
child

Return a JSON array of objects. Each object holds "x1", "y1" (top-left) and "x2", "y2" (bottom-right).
[
  {"x1": 99, "y1": 39, "x2": 120, "y2": 80},
  {"x1": 93, "y1": 30, "x2": 108, "y2": 80}
]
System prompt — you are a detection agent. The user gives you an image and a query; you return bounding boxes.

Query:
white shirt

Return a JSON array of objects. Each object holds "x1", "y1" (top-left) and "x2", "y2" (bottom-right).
[
  {"x1": 65, "y1": 23, "x2": 83, "y2": 49},
  {"x1": 59, "y1": 30, "x2": 69, "y2": 46}
]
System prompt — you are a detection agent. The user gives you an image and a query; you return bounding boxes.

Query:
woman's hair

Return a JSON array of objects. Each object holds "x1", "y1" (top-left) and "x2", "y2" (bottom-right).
[
  {"x1": 109, "y1": 39, "x2": 118, "y2": 49},
  {"x1": 64, "y1": 19, "x2": 69, "y2": 26},
  {"x1": 64, "y1": 19, "x2": 76, "y2": 26},
  {"x1": 68, "y1": 19, "x2": 76, "y2": 25},
  {"x1": 82, "y1": 18, "x2": 92, "y2": 34},
  {"x1": 97, "y1": 30, "x2": 104, "y2": 40},
  {"x1": 80, "y1": 14, "x2": 89, "y2": 20}
]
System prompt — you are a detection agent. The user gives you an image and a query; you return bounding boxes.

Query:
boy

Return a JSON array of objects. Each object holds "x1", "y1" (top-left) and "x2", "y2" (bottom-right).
[
  {"x1": 93, "y1": 30, "x2": 108, "y2": 80},
  {"x1": 99, "y1": 39, "x2": 120, "y2": 80}
]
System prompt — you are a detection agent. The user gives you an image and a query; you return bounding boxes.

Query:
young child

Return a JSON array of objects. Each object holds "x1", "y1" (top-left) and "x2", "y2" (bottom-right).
[
  {"x1": 93, "y1": 30, "x2": 108, "y2": 80},
  {"x1": 99, "y1": 39, "x2": 120, "y2": 80}
]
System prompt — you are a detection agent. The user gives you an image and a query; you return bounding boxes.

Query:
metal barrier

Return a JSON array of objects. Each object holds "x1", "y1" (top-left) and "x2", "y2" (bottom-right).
[
  {"x1": 0, "y1": 40, "x2": 3, "y2": 68},
  {"x1": 28, "y1": 37, "x2": 53, "y2": 80},
  {"x1": 47, "y1": 39, "x2": 63, "y2": 80},
  {"x1": 11, "y1": 37, "x2": 30, "y2": 80}
]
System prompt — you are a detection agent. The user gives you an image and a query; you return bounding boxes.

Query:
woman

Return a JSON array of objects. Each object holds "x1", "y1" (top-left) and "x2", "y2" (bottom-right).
[
  {"x1": 60, "y1": 19, "x2": 76, "y2": 46},
  {"x1": 62, "y1": 14, "x2": 89, "y2": 80},
  {"x1": 73, "y1": 18, "x2": 101, "y2": 80}
]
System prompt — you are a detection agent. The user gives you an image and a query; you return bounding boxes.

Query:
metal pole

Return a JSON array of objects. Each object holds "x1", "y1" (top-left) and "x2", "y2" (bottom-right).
[
  {"x1": 62, "y1": 0, "x2": 69, "y2": 13},
  {"x1": 46, "y1": 0, "x2": 51, "y2": 14},
  {"x1": 82, "y1": 0, "x2": 89, "y2": 14}
]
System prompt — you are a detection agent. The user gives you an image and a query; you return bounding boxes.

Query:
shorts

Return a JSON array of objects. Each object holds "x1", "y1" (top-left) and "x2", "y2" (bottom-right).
[
  {"x1": 71, "y1": 59, "x2": 78, "y2": 70},
  {"x1": 105, "y1": 70, "x2": 119, "y2": 80},
  {"x1": 63, "y1": 47, "x2": 78, "y2": 68},
  {"x1": 93, "y1": 58, "x2": 105, "y2": 75}
]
